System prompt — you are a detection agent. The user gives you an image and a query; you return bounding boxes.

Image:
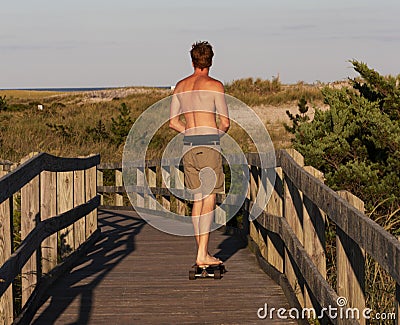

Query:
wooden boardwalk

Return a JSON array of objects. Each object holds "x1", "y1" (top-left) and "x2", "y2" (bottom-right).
[{"x1": 32, "y1": 209, "x2": 296, "y2": 324}]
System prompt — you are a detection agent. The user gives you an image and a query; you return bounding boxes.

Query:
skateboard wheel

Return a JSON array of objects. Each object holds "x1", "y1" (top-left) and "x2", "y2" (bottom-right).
[
  {"x1": 214, "y1": 269, "x2": 221, "y2": 279},
  {"x1": 189, "y1": 270, "x2": 196, "y2": 280}
]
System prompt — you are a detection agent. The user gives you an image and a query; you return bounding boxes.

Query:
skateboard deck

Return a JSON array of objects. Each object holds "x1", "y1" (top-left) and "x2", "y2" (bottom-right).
[{"x1": 189, "y1": 263, "x2": 226, "y2": 280}]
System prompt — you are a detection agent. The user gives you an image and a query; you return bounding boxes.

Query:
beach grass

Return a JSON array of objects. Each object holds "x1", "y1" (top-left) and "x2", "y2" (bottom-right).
[
  {"x1": 0, "y1": 81, "x2": 328, "y2": 163},
  {"x1": 0, "y1": 89, "x2": 64, "y2": 99}
]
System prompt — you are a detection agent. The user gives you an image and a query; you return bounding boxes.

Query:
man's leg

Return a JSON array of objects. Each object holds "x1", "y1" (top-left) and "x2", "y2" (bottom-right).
[
  {"x1": 191, "y1": 193, "x2": 203, "y2": 246},
  {"x1": 193, "y1": 193, "x2": 221, "y2": 265}
]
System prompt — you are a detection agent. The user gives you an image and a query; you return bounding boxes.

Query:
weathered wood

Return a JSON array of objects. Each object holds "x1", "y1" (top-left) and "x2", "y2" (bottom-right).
[
  {"x1": 0, "y1": 196, "x2": 100, "y2": 297},
  {"x1": 214, "y1": 205, "x2": 227, "y2": 225},
  {"x1": 173, "y1": 165, "x2": 186, "y2": 216},
  {"x1": 249, "y1": 165, "x2": 258, "y2": 204},
  {"x1": 97, "y1": 162, "x2": 122, "y2": 170},
  {"x1": 161, "y1": 165, "x2": 171, "y2": 211},
  {"x1": 279, "y1": 149, "x2": 400, "y2": 285},
  {"x1": 57, "y1": 171, "x2": 74, "y2": 258},
  {"x1": 0, "y1": 153, "x2": 99, "y2": 205},
  {"x1": 283, "y1": 149, "x2": 305, "y2": 308},
  {"x1": 73, "y1": 169, "x2": 86, "y2": 248},
  {"x1": 40, "y1": 171, "x2": 57, "y2": 275},
  {"x1": 21, "y1": 154, "x2": 40, "y2": 306},
  {"x1": 115, "y1": 169, "x2": 123, "y2": 206},
  {"x1": 283, "y1": 148, "x2": 304, "y2": 243},
  {"x1": 0, "y1": 170, "x2": 13, "y2": 325},
  {"x1": 136, "y1": 167, "x2": 145, "y2": 209},
  {"x1": 43, "y1": 154, "x2": 100, "y2": 172},
  {"x1": 257, "y1": 210, "x2": 358, "y2": 325},
  {"x1": 303, "y1": 166, "x2": 326, "y2": 311},
  {"x1": 0, "y1": 152, "x2": 99, "y2": 323},
  {"x1": 336, "y1": 190, "x2": 365, "y2": 324},
  {"x1": 256, "y1": 167, "x2": 269, "y2": 260},
  {"x1": 32, "y1": 210, "x2": 296, "y2": 325},
  {"x1": 147, "y1": 167, "x2": 157, "y2": 211},
  {"x1": 249, "y1": 165, "x2": 260, "y2": 248},
  {"x1": 265, "y1": 167, "x2": 284, "y2": 273},
  {"x1": 97, "y1": 169, "x2": 104, "y2": 205},
  {"x1": 85, "y1": 164, "x2": 97, "y2": 238},
  {"x1": 14, "y1": 229, "x2": 101, "y2": 325},
  {"x1": 97, "y1": 185, "x2": 125, "y2": 194}
]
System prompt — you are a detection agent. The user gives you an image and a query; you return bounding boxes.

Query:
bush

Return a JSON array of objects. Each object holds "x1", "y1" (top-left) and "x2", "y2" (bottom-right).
[
  {"x1": 284, "y1": 96, "x2": 310, "y2": 133},
  {"x1": 290, "y1": 60, "x2": 400, "y2": 320},
  {"x1": 292, "y1": 61, "x2": 400, "y2": 218},
  {"x1": 110, "y1": 102, "x2": 135, "y2": 146},
  {"x1": 0, "y1": 95, "x2": 8, "y2": 111}
]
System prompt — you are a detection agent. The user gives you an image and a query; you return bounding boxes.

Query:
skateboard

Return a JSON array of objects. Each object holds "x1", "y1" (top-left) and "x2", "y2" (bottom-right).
[{"x1": 189, "y1": 263, "x2": 226, "y2": 280}]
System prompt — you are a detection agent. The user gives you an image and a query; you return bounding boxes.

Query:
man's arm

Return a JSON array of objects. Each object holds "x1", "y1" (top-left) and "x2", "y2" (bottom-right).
[
  {"x1": 214, "y1": 81, "x2": 230, "y2": 134},
  {"x1": 169, "y1": 90, "x2": 186, "y2": 133}
]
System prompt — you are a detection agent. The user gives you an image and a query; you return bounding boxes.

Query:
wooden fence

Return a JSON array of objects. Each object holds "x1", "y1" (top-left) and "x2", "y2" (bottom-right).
[
  {"x1": 99, "y1": 149, "x2": 400, "y2": 324},
  {"x1": 0, "y1": 152, "x2": 100, "y2": 325}
]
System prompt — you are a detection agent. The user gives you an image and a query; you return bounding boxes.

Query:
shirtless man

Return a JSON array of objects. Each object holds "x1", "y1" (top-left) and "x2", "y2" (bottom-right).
[{"x1": 169, "y1": 41, "x2": 230, "y2": 266}]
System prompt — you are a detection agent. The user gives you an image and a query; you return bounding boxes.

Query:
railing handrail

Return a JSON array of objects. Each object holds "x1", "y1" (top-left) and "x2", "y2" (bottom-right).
[
  {"x1": 0, "y1": 152, "x2": 100, "y2": 325},
  {"x1": 0, "y1": 195, "x2": 100, "y2": 297},
  {"x1": 0, "y1": 152, "x2": 100, "y2": 205},
  {"x1": 279, "y1": 149, "x2": 400, "y2": 285}
]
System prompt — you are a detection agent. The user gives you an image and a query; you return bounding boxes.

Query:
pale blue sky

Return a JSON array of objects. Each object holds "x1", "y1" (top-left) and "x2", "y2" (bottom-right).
[{"x1": 1, "y1": 0, "x2": 399, "y2": 88}]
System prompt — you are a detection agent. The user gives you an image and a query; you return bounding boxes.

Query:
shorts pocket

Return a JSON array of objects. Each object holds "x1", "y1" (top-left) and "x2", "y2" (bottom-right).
[{"x1": 195, "y1": 148, "x2": 221, "y2": 170}]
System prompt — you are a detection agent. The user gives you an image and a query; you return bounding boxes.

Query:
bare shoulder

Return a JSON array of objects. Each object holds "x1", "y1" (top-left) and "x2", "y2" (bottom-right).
[
  {"x1": 207, "y1": 77, "x2": 225, "y2": 93},
  {"x1": 173, "y1": 78, "x2": 187, "y2": 94}
]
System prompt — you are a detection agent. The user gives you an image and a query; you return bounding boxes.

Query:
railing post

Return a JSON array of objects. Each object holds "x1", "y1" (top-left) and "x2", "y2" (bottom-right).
[
  {"x1": 40, "y1": 170, "x2": 57, "y2": 274},
  {"x1": 249, "y1": 165, "x2": 266, "y2": 256},
  {"x1": 161, "y1": 165, "x2": 171, "y2": 211},
  {"x1": 172, "y1": 165, "x2": 186, "y2": 216},
  {"x1": 57, "y1": 170, "x2": 74, "y2": 258},
  {"x1": 97, "y1": 168, "x2": 104, "y2": 205},
  {"x1": 147, "y1": 166, "x2": 157, "y2": 211},
  {"x1": 283, "y1": 148, "x2": 305, "y2": 307},
  {"x1": 0, "y1": 169, "x2": 13, "y2": 325},
  {"x1": 265, "y1": 166, "x2": 284, "y2": 272},
  {"x1": 85, "y1": 160, "x2": 97, "y2": 238},
  {"x1": 115, "y1": 169, "x2": 123, "y2": 206},
  {"x1": 255, "y1": 166, "x2": 271, "y2": 260},
  {"x1": 20, "y1": 153, "x2": 40, "y2": 306},
  {"x1": 74, "y1": 168, "x2": 86, "y2": 248},
  {"x1": 214, "y1": 163, "x2": 227, "y2": 225},
  {"x1": 336, "y1": 190, "x2": 365, "y2": 325},
  {"x1": 136, "y1": 166, "x2": 145, "y2": 209},
  {"x1": 303, "y1": 166, "x2": 327, "y2": 310}
]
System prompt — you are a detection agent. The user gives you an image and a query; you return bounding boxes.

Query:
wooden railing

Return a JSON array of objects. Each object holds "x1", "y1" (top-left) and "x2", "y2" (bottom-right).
[
  {"x1": 99, "y1": 149, "x2": 400, "y2": 324},
  {"x1": 0, "y1": 152, "x2": 100, "y2": 325}
]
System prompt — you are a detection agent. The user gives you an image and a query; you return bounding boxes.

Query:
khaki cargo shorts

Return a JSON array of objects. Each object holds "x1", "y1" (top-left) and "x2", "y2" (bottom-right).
[{"x1": 182, "y1": 145, "x2": 224, "y2": 195}]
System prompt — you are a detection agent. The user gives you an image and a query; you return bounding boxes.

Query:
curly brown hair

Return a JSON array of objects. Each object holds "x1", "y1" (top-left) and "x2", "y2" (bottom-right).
[{"x1": 190, "y1": 41, "x2": 214, "y2": 70}]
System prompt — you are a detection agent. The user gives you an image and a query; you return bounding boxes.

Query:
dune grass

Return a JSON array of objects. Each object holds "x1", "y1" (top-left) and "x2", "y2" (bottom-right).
[{"x1": 0, "y1": 81, "x2": 325, "y2": 163}]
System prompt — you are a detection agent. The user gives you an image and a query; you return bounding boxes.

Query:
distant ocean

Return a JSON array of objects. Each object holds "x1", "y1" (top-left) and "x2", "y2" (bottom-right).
[{"x1": 1, "y1": 86, "x2": 171, "y2": 92}]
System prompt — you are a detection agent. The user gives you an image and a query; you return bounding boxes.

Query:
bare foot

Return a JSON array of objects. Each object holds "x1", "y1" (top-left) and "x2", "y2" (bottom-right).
[{"x1": 196, "y1": 254, "x2": 222, "y2": 266}]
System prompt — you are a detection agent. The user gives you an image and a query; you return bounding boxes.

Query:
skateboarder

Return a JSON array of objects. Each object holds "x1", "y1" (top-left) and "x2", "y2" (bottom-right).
[{"x1": 169, "y1": 41, "x2": 230, "y2": 266}]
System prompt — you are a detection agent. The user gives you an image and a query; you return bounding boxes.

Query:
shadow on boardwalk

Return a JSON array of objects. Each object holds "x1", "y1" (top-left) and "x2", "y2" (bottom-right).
[
  {"x1": 33, "y1": 210, "x2": 146, "y2": 325},
  {"x1": 33, "y1": 210, "x2": 295, "y2": 324}
]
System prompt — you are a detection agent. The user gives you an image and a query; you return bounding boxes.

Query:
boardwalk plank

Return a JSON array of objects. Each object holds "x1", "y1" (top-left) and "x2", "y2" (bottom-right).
[{"x1": 32, "y1": 209, "x2": 296, "y2": 324}]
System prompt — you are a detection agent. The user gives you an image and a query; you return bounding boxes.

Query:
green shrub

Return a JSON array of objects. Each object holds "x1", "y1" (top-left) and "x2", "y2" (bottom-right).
[
  {"x1": 0, "y1": 95, "x2": 8, "y2": 111},
  {"x1": 110, "y1": 103, "x2": 134, "y2": 146},
  {"x1": 291, "y1": 60, "x2": 400, "y2": 321}
]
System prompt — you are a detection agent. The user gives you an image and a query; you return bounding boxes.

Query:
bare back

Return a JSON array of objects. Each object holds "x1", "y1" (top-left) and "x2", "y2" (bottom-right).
[{"x1": 171, "y1": 73, "x2": 229, "y2": 136}]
